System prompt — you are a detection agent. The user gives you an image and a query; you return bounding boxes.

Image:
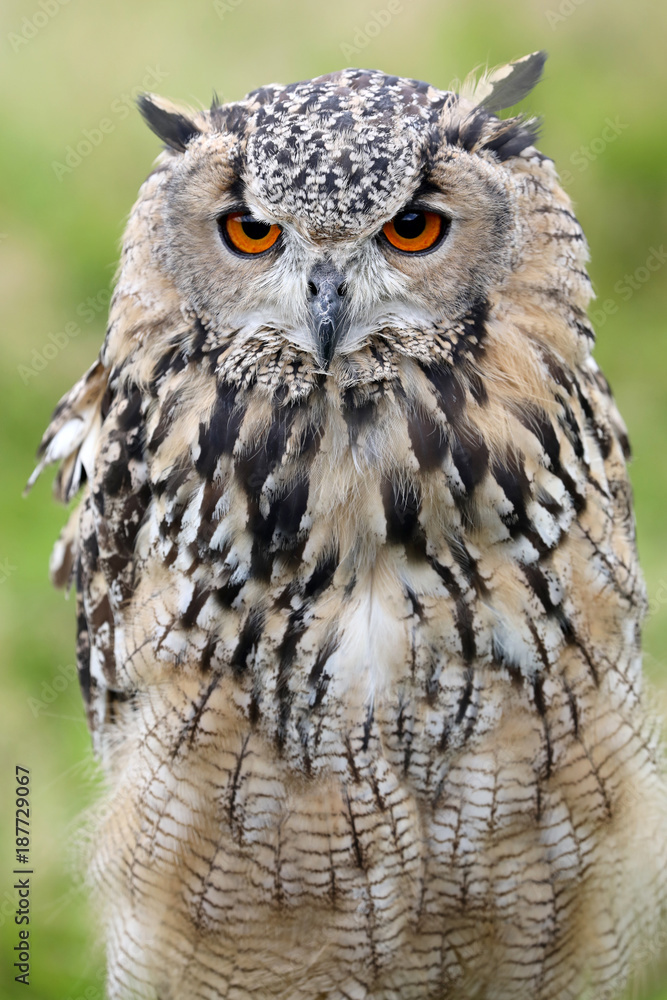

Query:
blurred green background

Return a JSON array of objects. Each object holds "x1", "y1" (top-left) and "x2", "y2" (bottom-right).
[{"x1": 1, "y1": 0, "x2": 666, "y2": 996}]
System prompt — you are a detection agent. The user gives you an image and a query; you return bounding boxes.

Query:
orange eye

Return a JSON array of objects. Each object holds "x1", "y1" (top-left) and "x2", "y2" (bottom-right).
[
  {"x1": 221, "y1": 211, "x2": 281, "y2": 255},
  {"x1": 382, "y1": 209, "x2": 447, "y2": 253}
]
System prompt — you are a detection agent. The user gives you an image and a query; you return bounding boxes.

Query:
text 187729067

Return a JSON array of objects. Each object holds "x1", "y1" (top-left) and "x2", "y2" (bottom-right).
[{"x1": 13, "y1": 765, "x2": 31, "y2": 985}]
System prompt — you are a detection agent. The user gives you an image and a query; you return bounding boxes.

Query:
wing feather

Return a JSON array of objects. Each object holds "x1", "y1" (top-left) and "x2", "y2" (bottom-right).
[{"x1": 25, "y1": 359, "x2": 108, "y2": 501}]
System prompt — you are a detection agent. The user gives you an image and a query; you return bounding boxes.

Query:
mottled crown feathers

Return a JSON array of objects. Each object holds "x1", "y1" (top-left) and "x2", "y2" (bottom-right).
[{"x1": 136, "y1": 51, "x2": 547, "y2": 154}]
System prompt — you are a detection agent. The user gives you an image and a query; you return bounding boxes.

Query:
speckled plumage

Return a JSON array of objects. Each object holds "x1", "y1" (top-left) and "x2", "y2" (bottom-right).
[{"x1": 33, "y1": 55, "x2": 667, "y2": 999}]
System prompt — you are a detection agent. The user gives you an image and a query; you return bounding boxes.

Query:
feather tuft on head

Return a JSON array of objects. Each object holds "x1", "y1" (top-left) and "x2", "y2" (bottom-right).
[
  {"x1": 459, "y1": 51, "x2": 547, "y2": 113},
  {"x1": 137, "y1": 93, "x2": 202, "y2": 152}
]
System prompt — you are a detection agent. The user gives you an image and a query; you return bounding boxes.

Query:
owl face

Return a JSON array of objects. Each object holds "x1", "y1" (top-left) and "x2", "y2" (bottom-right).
[{"x1": 142, "y1": 69, "x2": 540, "y2": 372}]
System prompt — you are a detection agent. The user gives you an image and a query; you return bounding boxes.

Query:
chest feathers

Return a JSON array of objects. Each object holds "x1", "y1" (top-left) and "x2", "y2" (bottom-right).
[{"x1": 73, "y1": 326, "x2": 642, "y2": 785}]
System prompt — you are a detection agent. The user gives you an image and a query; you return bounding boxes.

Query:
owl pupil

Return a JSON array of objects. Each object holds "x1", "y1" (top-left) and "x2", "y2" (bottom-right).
[
  {"x1": 394, "y1": 211, "x2": 426, "y2": 240},
  {"x1": 241, "y1": 217, "x2": 271, "y2": 240}
]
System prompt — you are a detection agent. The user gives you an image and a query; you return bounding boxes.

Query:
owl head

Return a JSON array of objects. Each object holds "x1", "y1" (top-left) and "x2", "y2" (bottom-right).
[{"x1": 109, "y1": 51, "x2": 590, "y2": 388}]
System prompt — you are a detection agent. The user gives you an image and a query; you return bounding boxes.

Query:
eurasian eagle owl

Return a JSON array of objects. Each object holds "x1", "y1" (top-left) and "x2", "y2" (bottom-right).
[{"x1": 30, "y1": 52, "x2": 667, "y2": 999}]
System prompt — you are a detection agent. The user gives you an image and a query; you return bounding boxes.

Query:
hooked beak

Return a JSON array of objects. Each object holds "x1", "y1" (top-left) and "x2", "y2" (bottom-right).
[{"x1": 307, "y1": 263, "x2": 348, "y2": 368}]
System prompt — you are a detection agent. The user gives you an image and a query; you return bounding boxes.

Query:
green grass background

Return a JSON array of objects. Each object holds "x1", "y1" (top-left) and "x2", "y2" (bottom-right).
[{"x1": 1, "y1": 0, "x2": 666, "y2": 996}]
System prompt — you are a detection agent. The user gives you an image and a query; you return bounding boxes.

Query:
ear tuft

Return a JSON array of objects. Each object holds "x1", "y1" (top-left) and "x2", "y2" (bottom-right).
[
  {"x1": 137, "y1": 93, "x2": 202, "y2": 152},
  {"x1": 471, "y1": 51, "x2": 547, "y2": 113}
]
